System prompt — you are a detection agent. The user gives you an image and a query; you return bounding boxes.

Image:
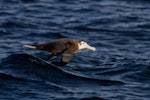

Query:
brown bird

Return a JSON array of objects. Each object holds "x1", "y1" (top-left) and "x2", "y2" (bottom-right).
[{"x1": 23, "y1": 38, "x2": 96, "y2": 66}]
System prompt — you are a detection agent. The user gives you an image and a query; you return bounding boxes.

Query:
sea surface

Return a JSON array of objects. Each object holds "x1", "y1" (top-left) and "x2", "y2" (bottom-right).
[{"x1": 0, "y1": 0, "x2": 150, "y2": 100}]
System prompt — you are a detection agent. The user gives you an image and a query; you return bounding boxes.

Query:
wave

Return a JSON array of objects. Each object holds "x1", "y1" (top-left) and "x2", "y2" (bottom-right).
[
  {"x1": 80, "y1": 96, "x2": 105, "y2": 100},
  {"x1": 1, "y1": 0, "x2": 36, "y2": 3},
  {"x1": 125, "y1": 65, "x2": 150, "y2": 83},
  {"x1": 0, "y1": 53, "x2": 124, "y2": 87},
  {"x1": 0, "y1": 73, "x2": 25, "y2": 81}
]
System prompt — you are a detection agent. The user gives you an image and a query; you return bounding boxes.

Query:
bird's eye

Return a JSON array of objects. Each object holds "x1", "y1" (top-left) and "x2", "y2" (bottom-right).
[{"x1": 81, "y1": 42, "x2": 85, "y2": 44}]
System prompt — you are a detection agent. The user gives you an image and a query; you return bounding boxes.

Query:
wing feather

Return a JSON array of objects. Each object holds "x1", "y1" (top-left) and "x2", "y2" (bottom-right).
[{"x1": 60, "y1": 53, "x2": 74, "y2": 66}]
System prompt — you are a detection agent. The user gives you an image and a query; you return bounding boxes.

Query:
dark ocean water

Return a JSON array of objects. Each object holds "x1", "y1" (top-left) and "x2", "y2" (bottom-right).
[{"x1": 0, "y1": 0, "x2": 150, "y2": 100}]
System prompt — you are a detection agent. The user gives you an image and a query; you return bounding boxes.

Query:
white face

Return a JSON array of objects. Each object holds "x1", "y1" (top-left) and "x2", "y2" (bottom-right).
[{"x1": 78, "y1": 41, "x2": 96, "y2": 51}]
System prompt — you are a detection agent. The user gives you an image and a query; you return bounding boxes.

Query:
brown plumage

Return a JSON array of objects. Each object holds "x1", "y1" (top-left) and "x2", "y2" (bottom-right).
[{"x1": 23, "y1": 38, "x2": 96, "y2": 66}]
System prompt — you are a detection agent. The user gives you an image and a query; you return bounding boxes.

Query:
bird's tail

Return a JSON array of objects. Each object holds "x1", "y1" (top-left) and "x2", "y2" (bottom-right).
[{"x1": 23, "y1": 44, "x2": 37, "y2": 49}]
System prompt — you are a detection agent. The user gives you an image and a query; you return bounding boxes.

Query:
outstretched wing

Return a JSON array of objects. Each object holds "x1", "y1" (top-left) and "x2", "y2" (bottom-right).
[{"x1": 60, "y1": 53, "x2": 74, "y2": 66}]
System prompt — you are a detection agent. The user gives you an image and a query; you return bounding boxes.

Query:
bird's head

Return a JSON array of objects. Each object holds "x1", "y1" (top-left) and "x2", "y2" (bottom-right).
[{"x1": 78, "y1": 41, "x2": 96, "y2": 51}]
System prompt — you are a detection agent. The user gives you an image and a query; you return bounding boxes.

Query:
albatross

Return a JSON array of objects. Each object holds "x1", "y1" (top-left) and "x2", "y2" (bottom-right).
[{"x1": 23, "y1": 38, "x2": 96, "y2": 66}]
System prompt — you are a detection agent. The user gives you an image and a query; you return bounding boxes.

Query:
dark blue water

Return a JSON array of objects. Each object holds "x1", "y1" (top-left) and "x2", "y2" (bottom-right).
[{"x1": 0, "y1": 0, "x2": 150, "y2": 100}]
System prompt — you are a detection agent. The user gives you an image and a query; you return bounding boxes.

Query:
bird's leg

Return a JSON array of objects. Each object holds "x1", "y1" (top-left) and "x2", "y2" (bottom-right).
[
  {"x1": 59, "y1": 61, "x2": 67, "y2": 66},
  {"x1": 45, "y1": 53, "x2": 57, "y2": 61}
]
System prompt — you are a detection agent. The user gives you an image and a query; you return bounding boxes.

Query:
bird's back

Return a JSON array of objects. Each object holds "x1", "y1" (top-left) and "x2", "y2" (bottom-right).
[{"x1": 36, "y1": 38, "x2": 75, "y2": 53}]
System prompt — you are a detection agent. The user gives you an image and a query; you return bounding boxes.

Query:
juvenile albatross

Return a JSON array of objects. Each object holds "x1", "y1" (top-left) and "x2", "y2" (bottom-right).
[{"x1": 23, "y1": 38, "x2": 96, "y2": 66}]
